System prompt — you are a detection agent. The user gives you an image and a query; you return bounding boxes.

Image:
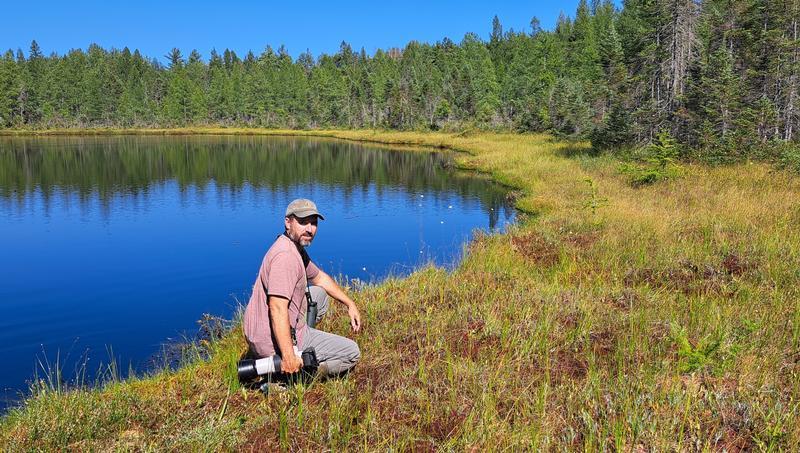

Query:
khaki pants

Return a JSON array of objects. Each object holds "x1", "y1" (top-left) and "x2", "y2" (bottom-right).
[{"x1": 299, "y1": 286, "x2": 361, "y2": 376}]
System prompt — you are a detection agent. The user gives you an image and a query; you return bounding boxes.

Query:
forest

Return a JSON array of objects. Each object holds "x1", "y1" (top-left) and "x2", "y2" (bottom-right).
[{"x1": 0, "y1": 0, "x2": 798, "y2": 161}]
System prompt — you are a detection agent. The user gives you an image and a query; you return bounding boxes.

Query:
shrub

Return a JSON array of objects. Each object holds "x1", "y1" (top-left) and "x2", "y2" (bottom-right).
[
  {"x1": 619, "y1": 130, "x2": 682, "y2": 186},
  {"x1": 589, "y1": 101, "x2": 634, "y2": 152},
  {"x1": 777, "y1": 144, "x2": 800, "y2": 173}
]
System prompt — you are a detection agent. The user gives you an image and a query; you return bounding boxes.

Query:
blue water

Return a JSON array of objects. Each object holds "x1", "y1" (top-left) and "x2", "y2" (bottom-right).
[{"x1": 0, "y1": 135, "x2": 514, "y2": 407}]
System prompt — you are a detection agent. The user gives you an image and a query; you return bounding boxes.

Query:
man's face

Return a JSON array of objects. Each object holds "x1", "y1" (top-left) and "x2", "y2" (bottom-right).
[{"x1": 285, "y1": 215, "x2": 318, "y2": 247}]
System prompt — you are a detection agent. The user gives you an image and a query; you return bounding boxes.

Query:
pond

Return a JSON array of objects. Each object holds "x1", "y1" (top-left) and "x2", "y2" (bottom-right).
[{"x1": 0, "y1": 135, "x2": 514, "y2": 407}]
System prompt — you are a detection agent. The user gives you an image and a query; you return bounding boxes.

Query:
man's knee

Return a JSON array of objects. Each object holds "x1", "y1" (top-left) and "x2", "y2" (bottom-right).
[
  {"x1": 325, "y1": 337, "x2": 360, "y2": 375},
  {"x1": 346, "y1": 338, "x2": 361, "y2": 365}
]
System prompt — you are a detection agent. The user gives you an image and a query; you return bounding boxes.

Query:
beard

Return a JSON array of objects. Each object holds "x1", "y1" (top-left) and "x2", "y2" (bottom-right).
[{"x1": 288, "y1": 230, "x2": 313, "y2": 247}]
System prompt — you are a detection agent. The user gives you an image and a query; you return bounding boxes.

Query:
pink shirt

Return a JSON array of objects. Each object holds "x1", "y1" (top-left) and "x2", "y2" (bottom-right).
[{"x1": 243, "y1": 234, "x2": 320, "y2": 357}]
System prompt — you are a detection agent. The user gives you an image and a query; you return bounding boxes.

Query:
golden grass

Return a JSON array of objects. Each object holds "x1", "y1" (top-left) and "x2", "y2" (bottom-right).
[{"x1": 1, "y1": 130, "x2": 798, "y2": 450}]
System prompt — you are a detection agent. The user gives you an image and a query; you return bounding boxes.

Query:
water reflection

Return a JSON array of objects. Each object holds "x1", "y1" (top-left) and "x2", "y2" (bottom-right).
[{"x1": 0, "y1": 135, "x2": 510, "y2": 228}]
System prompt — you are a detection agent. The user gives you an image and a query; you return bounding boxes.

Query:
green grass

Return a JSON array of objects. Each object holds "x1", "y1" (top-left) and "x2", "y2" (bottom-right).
[{"x1": 2, "y1": 130, "x2": 799, "y2": 450}]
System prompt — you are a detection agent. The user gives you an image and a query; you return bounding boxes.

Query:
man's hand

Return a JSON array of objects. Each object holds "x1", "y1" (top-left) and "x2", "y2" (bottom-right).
[
  {"x1": 281, "y1": 353, "x2": 304, "y2": 374},
  {"x1": 310, "y1": 270, "x2": 362, "y2": 333},
  {"x1": 348, "y1": 304, "x2": 362, "y2": 333},
  {"x1": 268, "y1": 295, "x2": 303, "y2": 374}
]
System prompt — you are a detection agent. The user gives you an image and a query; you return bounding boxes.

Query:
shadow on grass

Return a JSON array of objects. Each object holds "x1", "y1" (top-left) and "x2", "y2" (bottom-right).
[{"x1": 556, "y1": 144, "x2": 601, "y2": 159}]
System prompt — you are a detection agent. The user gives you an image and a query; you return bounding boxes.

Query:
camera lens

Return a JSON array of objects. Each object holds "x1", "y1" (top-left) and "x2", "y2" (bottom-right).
[{"x1": 237, "y1": 359, "x2": 259, "y2": 382}]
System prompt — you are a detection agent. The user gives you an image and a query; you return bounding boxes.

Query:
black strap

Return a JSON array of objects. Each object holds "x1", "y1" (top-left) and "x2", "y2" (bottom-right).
[{"x1": 287, "y1": 233, "x2": 318, "y2": 322}]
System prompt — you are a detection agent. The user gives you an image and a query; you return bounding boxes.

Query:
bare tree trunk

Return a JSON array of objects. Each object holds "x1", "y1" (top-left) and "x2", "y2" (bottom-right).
[
  {"x1": 661, "y1": 0, "x2": 698, "y2": 112},
  {"x1": 784, "y1": 18, "x2": 798, "y2": 141}
]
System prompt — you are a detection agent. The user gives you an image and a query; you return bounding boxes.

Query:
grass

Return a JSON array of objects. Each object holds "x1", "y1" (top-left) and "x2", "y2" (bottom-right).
[{"x1": 2, "y1": 130, "x2": 799, "y2": 450}]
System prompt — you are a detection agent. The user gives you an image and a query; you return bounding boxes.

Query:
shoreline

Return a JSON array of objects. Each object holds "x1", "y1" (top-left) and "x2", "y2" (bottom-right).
[{"x1": 2, "y1": 130, "x2": 798, "y2": 449}]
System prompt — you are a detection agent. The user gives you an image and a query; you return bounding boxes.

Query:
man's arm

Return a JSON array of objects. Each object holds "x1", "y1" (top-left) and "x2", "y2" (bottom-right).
[
  {"x1": 309, "y1": 270, "x2": 362, "y2": 332},
  {"x1": 268, "y1": 295, "x2": 303, "y2": 373}
]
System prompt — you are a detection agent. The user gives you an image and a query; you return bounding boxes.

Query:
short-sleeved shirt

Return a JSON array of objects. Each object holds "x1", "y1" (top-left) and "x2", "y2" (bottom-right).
[{"x1": 243, "y1": 234, "x2": 320, "y2": 357}]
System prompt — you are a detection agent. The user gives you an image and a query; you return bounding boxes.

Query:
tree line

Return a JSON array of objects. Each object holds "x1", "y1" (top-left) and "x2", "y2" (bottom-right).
[{"x1": 0, "y1": 0, "x2": 798, "y2": 158}]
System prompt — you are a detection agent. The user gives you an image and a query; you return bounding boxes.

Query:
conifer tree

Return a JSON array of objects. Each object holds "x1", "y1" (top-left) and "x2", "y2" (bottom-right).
[
  {"x1": 570, "y1": 0, "x2": 603, "y2": 83},
  {"x1": 461, "y1": 33, "x2": 500, "y2": 124},
  {"x1": 207, "y1": 49, "x2": 227, "y2": 122},
  {"x1": 366, "y1": 49, "x2": 397, "y2": 127},
  {"x1": 0, "y1": 50, "x2": 19, "y2": 126},
  {"x1": 163, "y1": 48, "x2": 193, "y2": 124},
  {"x1": 185, "y1": 49, "x2": 208, "y2": 123},
  {"x1": 22, "y1": 40, "x2": 44, "y2": 123}
]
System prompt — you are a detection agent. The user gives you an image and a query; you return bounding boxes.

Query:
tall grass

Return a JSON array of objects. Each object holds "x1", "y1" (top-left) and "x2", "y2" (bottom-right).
[{"x1": 1, "y1": 130, "x2": 799, "y2": 450}]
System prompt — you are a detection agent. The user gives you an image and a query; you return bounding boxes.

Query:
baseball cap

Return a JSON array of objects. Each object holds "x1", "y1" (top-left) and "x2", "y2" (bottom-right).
[{"x1": 285, "y1": 198, "x2": 325, "y2": 220}]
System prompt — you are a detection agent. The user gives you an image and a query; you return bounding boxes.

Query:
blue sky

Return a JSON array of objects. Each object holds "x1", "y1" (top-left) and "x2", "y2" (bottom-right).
[{"x1": 2, "y1": 1, "x2": 606, "y2": 62}]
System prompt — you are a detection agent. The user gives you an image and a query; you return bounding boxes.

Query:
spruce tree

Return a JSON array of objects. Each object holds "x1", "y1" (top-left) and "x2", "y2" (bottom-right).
[
  {"x1": 461, "y1": 33, "x2": 500, "y2": 125},
  {"x1": 0, "y1": 50, "x2": 19, "y2": 126},
  {"x1": 185, "y1": 49, "x2": 208, "y2": 123},
  {"x1": 207, "y1": 49, "x2": 227, "y2": 122},
  {"x1": 163, "y1": 48, "x2": 192, "y2": 124},
  {"x1": 22, "y1": 40, "x2": 44, "y2": 124}
]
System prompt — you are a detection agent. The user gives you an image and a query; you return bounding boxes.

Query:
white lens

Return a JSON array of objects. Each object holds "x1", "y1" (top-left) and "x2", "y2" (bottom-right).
[{"x1": 254, "y1": 357, "x2": 277, "y2": 375}]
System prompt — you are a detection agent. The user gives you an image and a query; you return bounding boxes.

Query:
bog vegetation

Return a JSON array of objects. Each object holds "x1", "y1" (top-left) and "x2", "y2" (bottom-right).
[
  {"x1": 0, "y1": 0, "x2": 799, "y2": 164},
  {"x1": 0, "y1": 130, "x2": 798, "y2": 449},
  {"x1": 1, "y1": 0, "x2": 799, "y2": 448}
]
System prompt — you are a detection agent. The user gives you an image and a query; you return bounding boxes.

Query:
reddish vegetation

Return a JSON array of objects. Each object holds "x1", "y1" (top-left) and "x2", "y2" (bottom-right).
[
  {"x1": 623, "y1": 251, "x2": 757, "y2": 296},
  {"x1": 239, "y1": 424, "x2": 281, "y2": 451},
  {"x1": 699, "y1": 376, "x2": 755, "y2": 452},
  {"x1": 602, "y1": 289, "x2": 640, "y2": 312},
  {"x1": 721, "y1": 253, "x2": 753, "y2": 276},
  {"x1": 715, "y1": 427, "x2": 755, "y2": 452},
  {"x1": 624, "y1": 259, "x2": 735, "y2": 295},
  {"x1": 588, "y1": 328, "x2": 617, "y2": 358},
  {"x1": 411, "y1": 439, "x2": 438, "y2": 452},
  {"x1": 510, "y1": 232, "x2": 561, "y2": 266},
  {"x1": 447, "y1": 318, "x2": 503, "y2": 360},
  {"x1": 558, "y1": 310, "x2": 580, "y2": 330},
  {"x1": 549, "y1": 349, "x2": 589, "y2": 383},
  {"x1": 650, "y1": 322, "x2": 671, "y2": 343},
  {"x1": 426, "y1": 408, "x2": 468, "y2": 441},
  {"x1": 562, "y1": 230, "x2": 600, "y2": 250}
]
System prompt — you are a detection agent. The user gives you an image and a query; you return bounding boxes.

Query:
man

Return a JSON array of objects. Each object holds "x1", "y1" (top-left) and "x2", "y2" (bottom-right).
[{"x1": 243, "y1": 199, "x2": 361, "y2": 377}]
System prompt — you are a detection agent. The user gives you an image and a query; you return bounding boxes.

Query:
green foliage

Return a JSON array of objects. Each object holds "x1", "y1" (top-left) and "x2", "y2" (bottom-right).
[
  {"x1": 582, "y1": 178, "x2": 608, "y2": 219},
  {"x1": 0, "y1": 51, "x2": 19, "y2": 126},
  {"x1": 549, "y1": 77, "x2": 593, "y2": 137},
  {"x1": 432, "y1": 99, "x2": 451, "y2": 129},
  {"x1": 461, "y1": 33, "x2": 501, "y2": 125},
  {"x1": 777, "y1": 144, "x2": 800, "y2": 173},
  {"x1": 619, "y1": 130, "x2": 682, "y2": 186},
  {"x1": 670, "y1": 324, "x2": 723, "y2": 374},
  {"x1": 645, "y1": 130, "x2": 679, "y2": 169},
  {"x1": 590, "y1": 101, "x2": 634, "y2": 151}
]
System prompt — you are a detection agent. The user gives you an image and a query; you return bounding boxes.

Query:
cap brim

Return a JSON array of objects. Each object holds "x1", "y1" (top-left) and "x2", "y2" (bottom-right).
[{"x1": 292, "y1": 209, "x2": 325, "y2": 220}]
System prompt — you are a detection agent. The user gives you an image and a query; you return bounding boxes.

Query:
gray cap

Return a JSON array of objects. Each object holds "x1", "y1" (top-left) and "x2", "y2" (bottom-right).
[{"x1": 285, "y1": 198, "x2": 325, "y2": 220}]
